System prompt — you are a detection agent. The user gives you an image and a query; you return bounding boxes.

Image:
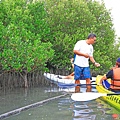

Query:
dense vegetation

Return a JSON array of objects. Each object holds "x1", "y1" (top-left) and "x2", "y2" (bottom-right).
[
  {"x1": 42, "y1": 0, "x2": 120, "y2": 73},
  {"x1": 0, "y1": 0, "x2": 120, "y2": 87},
  {"x1": 0, "y1": 0, "x2": 54, "y2": 87}
]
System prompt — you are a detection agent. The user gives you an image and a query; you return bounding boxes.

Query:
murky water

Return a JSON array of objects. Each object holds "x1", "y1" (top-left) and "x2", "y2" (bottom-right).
[{"x1": 0, "y1": 85, "x2": 120, "y2": 120}]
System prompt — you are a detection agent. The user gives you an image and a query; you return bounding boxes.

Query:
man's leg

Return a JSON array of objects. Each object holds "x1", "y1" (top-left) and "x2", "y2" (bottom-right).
[
  {"x1": 75, "y1": 80, "x2": 80, "y2": 93},
  {"x1": 84, "y1": 67, "x2": 92, "y2": 89},
  {"x1": 74, "y1": 65, "x2": 81, "y2": 93},
  {"x1": 86, "y1": 78, "x2": 92, "y2": 89}
]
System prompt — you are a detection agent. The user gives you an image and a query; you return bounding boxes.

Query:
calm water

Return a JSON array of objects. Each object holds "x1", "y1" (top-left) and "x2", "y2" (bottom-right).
[{"x1": 0, "y1": 84, "x2": 120, "y2": 120}]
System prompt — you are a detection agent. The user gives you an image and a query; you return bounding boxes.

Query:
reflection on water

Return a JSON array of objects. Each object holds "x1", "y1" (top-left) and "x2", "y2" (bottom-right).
[
  {"x1": 0, "y1": 85, "x2": 120, "y2": 120},
  {"x1": 0, "y1": 86, "x2": 62, "y2": 115},
  {"x1": 72, "y1": 98, "x2": 120, "y2": 120}
]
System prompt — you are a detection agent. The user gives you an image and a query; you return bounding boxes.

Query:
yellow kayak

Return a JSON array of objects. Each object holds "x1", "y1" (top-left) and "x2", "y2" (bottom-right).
[
  {"x1": 96, "y1": 75, "x2": 120, "y2": 111},
  {"x1": 96, "y1": 99, "x2": 120, "y2": 114}
]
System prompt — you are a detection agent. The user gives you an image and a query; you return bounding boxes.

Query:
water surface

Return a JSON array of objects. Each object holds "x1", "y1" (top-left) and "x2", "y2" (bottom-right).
[{"x1": 0, "y1": 85, "x2": 120, "y2": 120}]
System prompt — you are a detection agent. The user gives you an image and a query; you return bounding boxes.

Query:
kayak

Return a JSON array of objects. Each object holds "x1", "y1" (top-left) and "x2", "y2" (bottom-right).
[
  {"x1": 44, "y1": 72, "x2": 96, "y2": 85},
  {"x1": 96, "y1": 75, "x2": 120, "y2": 111},
  {"x1": 96, "y1": 99, "x2": 120, "y2": 114}
]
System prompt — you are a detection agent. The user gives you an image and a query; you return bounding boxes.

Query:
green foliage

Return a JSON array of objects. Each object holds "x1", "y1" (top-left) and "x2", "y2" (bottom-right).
[
  {"x1": 0, "y1": 0, "x2": 119, "y2": 75},
  {"x1": 86, "y1": 0, "x2": 119, "y2": 73},
  {"x1": 43, "y1": 0, "x2": 97, "y2": 69},
  {"x1": 41, "y1": 0, "x2": 117, "y2": 74},
  {"x1": 0, "y1": 0, "x2": 54, "y2": 72}
]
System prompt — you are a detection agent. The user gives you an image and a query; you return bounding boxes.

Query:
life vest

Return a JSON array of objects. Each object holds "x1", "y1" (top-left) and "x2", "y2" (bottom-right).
[{"x1": 110, "y1": 68, "x2": 120, "y2": 90}]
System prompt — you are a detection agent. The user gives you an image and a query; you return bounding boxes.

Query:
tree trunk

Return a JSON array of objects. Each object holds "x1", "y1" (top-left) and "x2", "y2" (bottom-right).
[
  {"x1": 24, "y1": 73, "x2": 28, "y2": 88},
  {"x1": 19, "y1": 70, "x2": 28, "y2": 88}
]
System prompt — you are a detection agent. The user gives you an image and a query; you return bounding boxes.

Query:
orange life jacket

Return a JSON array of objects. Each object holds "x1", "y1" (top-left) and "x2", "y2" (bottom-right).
[{"x1": 110, "y1": 68, "x2": 120, "y2": 90}]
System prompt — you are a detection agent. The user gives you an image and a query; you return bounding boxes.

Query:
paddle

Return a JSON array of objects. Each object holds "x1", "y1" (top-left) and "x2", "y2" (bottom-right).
[
  {"x1": 71, "y1": 92, "x2": 120, "y2": 101},
  {"x1": 57, "y1": 83, "x2": 97, "y2": 89}
]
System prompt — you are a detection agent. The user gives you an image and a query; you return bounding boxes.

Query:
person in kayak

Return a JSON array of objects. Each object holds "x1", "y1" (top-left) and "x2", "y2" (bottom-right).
[
  {"x1": 57, "y1": 57, "x2": 75, "y2": 79},
  {"x1": 100, "y1": 57, "x2": 120, "y2": 91},
  {"x1": 73, "y1": 33, "x2": 100, "y2": 92},
  {"x1": 57, "y1": 56, "x2": 85, "y2": 80}
]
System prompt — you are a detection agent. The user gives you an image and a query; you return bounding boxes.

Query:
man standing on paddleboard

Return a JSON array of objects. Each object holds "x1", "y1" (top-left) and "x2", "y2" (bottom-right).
[{"x1": 73, "y1": 33, "x2": 100, "y2": 92}]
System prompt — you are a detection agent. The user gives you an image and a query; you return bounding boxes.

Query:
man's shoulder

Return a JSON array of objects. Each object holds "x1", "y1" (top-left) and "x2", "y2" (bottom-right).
[
  {"x1": 106, "y1": 69, "x2": 113, "y2": 79},
  {"x1": 80, "y1": 40, "x2": 85, "y2": 42},
  {"x1": 107, "y1": 69, "x2": 113, "y2": 76},
  {"x1": 77, "y1": 40, "x2": 85, "y2": 43},
  {"x1": 89, "y1": 44, "x2": 93, "y2": 48}
]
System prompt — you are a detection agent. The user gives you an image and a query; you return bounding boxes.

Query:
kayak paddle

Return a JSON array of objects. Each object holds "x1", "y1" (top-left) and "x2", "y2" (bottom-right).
[{"x1": 71, "y1": 92, "x2": 120, "y2": 101}]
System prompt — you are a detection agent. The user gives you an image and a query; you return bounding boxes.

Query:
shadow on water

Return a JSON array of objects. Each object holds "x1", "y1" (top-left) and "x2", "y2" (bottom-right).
[{"x1": 0, "y1": 85, "x2": 120, "y2": 120}]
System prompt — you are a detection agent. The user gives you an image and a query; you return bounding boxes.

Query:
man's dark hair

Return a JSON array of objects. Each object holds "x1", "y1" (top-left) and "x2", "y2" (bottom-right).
[{"x1": 87, "y1": 33, "x2": 96, "y2": 39}]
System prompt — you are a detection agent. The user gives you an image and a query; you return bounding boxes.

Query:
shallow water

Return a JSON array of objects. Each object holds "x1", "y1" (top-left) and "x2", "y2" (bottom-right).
[{"x1": 0, "y1": 85, "x2": 120, "y2": 120}]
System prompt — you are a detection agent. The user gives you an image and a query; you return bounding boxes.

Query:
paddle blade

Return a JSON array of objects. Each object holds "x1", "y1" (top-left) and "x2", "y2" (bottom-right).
[{"x1": 71, "y1": 92, "x2": 107, "y2": 101}]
